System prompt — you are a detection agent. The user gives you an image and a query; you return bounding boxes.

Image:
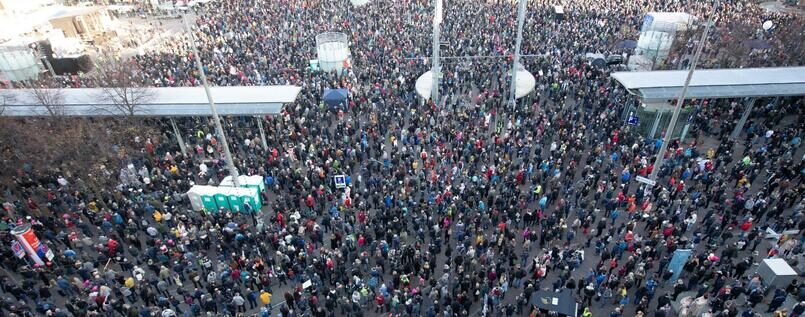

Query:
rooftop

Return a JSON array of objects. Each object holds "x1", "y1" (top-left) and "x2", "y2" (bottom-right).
[
  {"x1": 0, "y1": 85, "x2": 301, "y2": 117},
  {"x1": 610, "y1": 66, "x2": 805, "y2": 100}
]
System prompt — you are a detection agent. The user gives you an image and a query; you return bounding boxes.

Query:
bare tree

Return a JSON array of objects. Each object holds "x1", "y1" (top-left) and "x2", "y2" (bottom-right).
[
  {"x1": 0, "y1": 91, "x2": 15, "y2": 116},
  {"x1": 26, "y1": 79, "x2": 67, "y2": 117},
  {"x1": 91, "y1": 55, "x2": 154, "y2": 116},
  {"x1": 715, "y1": 20, "x2": 754, "y2": 68},
  {"x1": 771, "y1": 18, "x2": 805, "y2": 66}
]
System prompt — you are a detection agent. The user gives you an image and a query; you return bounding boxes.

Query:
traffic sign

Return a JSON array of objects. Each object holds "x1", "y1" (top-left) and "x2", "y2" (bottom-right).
[
  {"x1": 333, "y1": 175, "x2": 346, "y2": 189},
  {"x1": 627, "y1": 112, "x2": 639, "y2": 126},
  {"x1": 635, "y1": 176, "x2": 656, "y2": 186}
]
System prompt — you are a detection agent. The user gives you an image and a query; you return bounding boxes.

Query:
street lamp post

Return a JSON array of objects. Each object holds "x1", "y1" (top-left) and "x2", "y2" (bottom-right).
[
  {"x1": 431, "y1": 0, "x2": 443, "y2": 105},
  {"x1": 508, "y1": 0, "x2": 527, "y2": 109},
  {"x1": 182, "y1": 15, "x2": 240, "y2": 187},
  {"x1": 648, "y1": 12, "x2": 713, "y2": 181}
]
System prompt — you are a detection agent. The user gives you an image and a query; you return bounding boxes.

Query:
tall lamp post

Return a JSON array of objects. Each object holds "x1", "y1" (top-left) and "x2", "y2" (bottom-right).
[
  {"x1": 430, "y1": 0, "x2": 443, "y2": 105},
  {"x1": 182, "y1": 14, "x2": 240, "y2": 187},
  {"x1": 508, "y1": 0, "x2": 527, "y2": 109},
  {"x1": 648, "y1": 12, "x2": 714, "y2": 182}
]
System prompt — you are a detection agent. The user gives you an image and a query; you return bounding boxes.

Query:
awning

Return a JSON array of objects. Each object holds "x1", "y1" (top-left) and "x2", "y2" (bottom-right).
[
  {"x1": 0, "y1": 86, "x2": 301, "y2": 117},
  {"x1": 611, "y1": 66, "x2": 805, "y2": 100}
]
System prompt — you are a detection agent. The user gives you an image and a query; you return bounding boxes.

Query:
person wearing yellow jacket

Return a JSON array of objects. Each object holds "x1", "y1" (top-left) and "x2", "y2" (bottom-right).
[{"x1": 260, "y1": 290, "x2": 272, "y2": 311}]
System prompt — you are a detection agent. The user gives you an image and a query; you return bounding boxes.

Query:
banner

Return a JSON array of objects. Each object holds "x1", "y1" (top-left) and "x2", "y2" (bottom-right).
[
  {"x1": 10, "y1": 241, "x2": 25, "y2": 258},
  {"x1": 667, "y1": 249, "x2": 692, "y2": 284}
]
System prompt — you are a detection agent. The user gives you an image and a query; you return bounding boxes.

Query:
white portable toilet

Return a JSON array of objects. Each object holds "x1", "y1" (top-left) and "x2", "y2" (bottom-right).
[
  {"x1": 187, "y1": 186, "x2": 203, "y2": 211},
  {"x1": 187, "y1": 185, "x2": 219, "y2": 211}
]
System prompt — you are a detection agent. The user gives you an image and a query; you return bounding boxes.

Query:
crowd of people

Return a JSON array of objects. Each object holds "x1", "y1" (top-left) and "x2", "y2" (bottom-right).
[{"x1": 0, "y1": 0, "x2": 804, "y2": 317}]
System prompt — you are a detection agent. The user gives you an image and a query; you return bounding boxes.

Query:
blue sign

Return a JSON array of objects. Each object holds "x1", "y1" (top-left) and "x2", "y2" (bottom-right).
[
  {"x1": 666, "y1": 249, "x2": 692, "y2": 284},
  {"x1": 36, "y1": 244, "x2": 49, "y2": 259},
  {"x1": 627, "y1": 112, "x2": 639, "y2": 126},
  {"x1": 333, "y1": 175, "x2": 346, "y2": 189}
]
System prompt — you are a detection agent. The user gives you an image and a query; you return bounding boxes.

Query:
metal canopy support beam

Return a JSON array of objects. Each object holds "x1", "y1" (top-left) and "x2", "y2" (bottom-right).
[
  {"x1": 731, "y1": 97, "x2": 756, "y2": 140},
  {"x1": 184, "y1": 14, "x2": 240, "y2": 187},
  {"x1": 170, "y1": 118, "x2": 188, "y2": 157},
  {"x1": 649, "y1": 111, "x2": 663, "y2": 139},
  {"x1": 680, "y1": 98, "x2": 705, "y2": 141},
  {"x1": 256, "y1": 116, "x2": 268, "y2": 151},
  {"x1": 508, "y1": 0, "x2": 526, "y2": 109}
]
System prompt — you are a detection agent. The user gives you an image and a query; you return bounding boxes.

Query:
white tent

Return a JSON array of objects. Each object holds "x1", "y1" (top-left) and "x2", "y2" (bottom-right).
[
  {"x1": 350, "y1": 0, "x2": 370, "y2": 6},
  {"x1": 415, "y1": 70, "x2": 436, "y2": 100},
  {"x1": 513, "y1": 65, "x2": 536, "y2": 99},
  {"x1": 416, "y1": 68, "x2": 535, "y2": 100}
]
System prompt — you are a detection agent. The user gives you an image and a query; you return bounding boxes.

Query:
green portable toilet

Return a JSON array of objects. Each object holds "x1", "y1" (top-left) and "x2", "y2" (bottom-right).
[
  {"x1": 214, "y1": 189, "x2": 231, "y2": 211},
  {"x1": 223, "y1": 187, "x2": 260, "y2": 213},
  {"x1": 191, "y1": 186, "x2": 219, "y2": 213},
  {"x1": 220, "y1": 175, "x2": 265, "y2": 206},
  {"x1": 201, "y1": 193, "x2": 218, "y2": 213},
  {"x1": 221, "y1": 175, "x2": 265, "y2": 191},
  {"x1": 239, "y1": 187, "x2": 261, "y2": 212},
  {"x1": 245, "y1": 175, "x2": 265, "y2": 193},
  {"x1": 227, "y1": 190, "x2": 244, "y2": 213},
  {"x1": 246, "y1": 175, "x2": 265, "y2": 206},
  {"x1": 219, "y1": 176, "x2": 235, "y2": 187}
]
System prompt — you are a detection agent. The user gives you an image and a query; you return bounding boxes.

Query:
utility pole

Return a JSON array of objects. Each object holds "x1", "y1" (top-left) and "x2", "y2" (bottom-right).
[
  {"x1": 431, "y1": 0, "x2": 442, "y2": 105},
  {"x1": 183, "y1": 15, "x2": 240, "y2": 187},
  {"x1": 508, "y1": 0, "x2": 527, "y2": 109},
  {"x1": 648, "y1": 12, "x2": 713, "y2": 181}
]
